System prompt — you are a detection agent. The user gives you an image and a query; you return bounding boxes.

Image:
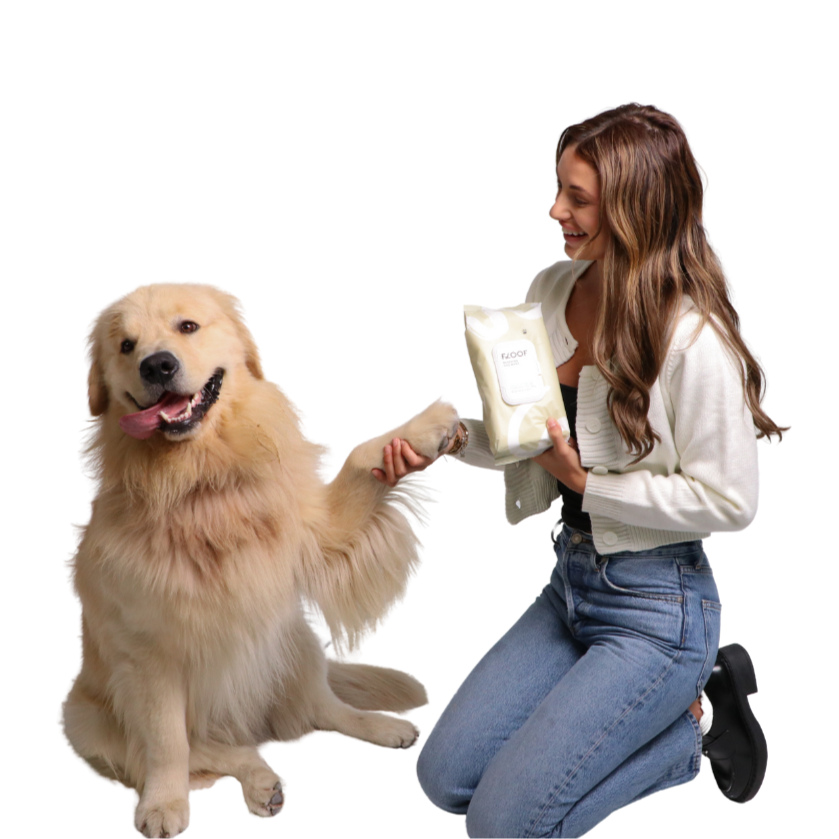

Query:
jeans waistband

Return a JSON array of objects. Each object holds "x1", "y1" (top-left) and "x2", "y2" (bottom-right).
[
  {"x1": 552, "y1": 522, "x2": 705, "y2": 563},
  {"x1": 551, "y1": 520, "x2": 592, "y2": 546}
]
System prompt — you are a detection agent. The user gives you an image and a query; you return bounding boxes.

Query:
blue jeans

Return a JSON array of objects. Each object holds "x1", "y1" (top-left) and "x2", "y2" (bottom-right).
[{"x1": 417, "y1": 526, "x2": 722, "y2": 838}]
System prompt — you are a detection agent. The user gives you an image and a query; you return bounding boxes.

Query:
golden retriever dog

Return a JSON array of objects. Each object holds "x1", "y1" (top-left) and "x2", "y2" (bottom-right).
[{"x1": 63, "y1": 283, "x2": 458, "y2": 838}]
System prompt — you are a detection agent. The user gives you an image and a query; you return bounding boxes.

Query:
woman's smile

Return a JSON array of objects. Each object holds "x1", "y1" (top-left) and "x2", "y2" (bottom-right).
[
  {"x1": 561, "y1": 226, "x2": 588, "y2": 243},
  {"x1": 550, "y1": 144, "x2": 609, "y2": 260}
]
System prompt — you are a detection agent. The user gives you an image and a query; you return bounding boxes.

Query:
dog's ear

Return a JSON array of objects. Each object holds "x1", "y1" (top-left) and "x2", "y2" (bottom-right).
[
  {"x1": 238, "y1": 324, "x2": 264, "y2": 380},
  {"x1": 213, "y1": 289, "x2": 264, "y2": 380},
  {"x1": 88, "y1": 358, "x2": 109, "y2": 416},
  {"x1": 87, "y1": 312, "x2": 112, "y2": 416}
]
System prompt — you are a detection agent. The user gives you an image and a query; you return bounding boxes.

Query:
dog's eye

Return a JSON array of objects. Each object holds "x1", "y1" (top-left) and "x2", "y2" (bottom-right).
[
  {"x1": 179, "y1": 321, "x2": 200, "y2": 334},
  {"x1": 120, "y1": 340, "x2": 135, "y2": 354}
]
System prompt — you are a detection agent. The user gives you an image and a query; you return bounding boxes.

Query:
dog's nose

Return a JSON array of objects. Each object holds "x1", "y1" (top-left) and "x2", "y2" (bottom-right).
[{"x1": 140, "y1": 351, "x2": 180, "y2": 386}]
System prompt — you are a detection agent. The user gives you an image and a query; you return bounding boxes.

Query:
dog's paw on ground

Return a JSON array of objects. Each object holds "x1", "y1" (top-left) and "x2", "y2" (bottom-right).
[
  {"x1": 368, "y1": 716, "x2": 420, "y2": 749},
  {"x1": 135, "y1": 797, "x2": 190, "y2": 838},
  {"x1": 242, "y1": 768, "x2": 284, "y2": 817},
  {"x1": 403, "y1": 400, "x2": 459, "y2": 459}
]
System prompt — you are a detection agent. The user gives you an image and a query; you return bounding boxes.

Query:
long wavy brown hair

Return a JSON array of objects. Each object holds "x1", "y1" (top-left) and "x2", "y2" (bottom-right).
[{"x1": 558, "y1": 103, "x2": 786, "y2": 462}]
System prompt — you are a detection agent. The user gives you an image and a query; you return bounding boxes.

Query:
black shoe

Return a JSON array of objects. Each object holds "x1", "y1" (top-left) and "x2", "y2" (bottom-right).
[{"x1": 701, "y1": 643, "x2": 768, "y2": 802}]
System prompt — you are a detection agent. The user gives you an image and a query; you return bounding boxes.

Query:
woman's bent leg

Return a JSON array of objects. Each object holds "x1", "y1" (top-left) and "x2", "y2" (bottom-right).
[
  {"x1": 463, "y1": 535, "x2": 720, "y2": 838},
  {"x1": 556, "y1": 711, "x2": 701, "y2": 838},
  {"x1": 463, "y1": 633, "x2": 703, "y2": 838},
  {"x1": 417, "y1": 589, "x2": 585, "y2": 813}
]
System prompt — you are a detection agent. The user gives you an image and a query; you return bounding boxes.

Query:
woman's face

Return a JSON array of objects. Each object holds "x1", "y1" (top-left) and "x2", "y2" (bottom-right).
[{"x1": 550, "y1": 145, "x2": 609, "y2": 261}]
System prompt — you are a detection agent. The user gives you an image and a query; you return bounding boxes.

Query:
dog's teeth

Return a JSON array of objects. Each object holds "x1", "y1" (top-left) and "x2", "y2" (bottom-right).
[
  {"x1": 154, "y1": 379, "x2": 219, "y2": 429},
  {"x1": 159, "y1": 404, "x2": 193, "y2": 424}
]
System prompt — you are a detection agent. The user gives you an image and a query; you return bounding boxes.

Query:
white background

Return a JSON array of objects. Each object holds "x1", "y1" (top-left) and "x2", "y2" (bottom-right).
[{"x1": 1, "y1": 2, "x2": 835, "y2": 837}]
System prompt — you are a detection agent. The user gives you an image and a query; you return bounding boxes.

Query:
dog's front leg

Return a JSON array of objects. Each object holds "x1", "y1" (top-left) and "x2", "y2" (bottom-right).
[
  {"x1": 130, "y1": 665, "x2": 191, "y2": 838},
  {"x1": 301, "y1": 401, "x2": 458, "y2": 645},
  {"x1": 329, "y1": 399, "x2": 460, "y2": 523}
]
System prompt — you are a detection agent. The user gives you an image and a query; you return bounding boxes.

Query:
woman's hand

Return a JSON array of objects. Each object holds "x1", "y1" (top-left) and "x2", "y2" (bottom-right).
[
  {"x1": 533, "y1": 419, "x2": 588, "y2": 494},
  {"x1": 372, "y1": 431, "x2": 458, "y2": 487}
]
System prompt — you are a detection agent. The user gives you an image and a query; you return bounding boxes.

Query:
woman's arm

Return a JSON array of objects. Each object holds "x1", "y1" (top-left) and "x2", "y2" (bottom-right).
[
  {"x1": 533, "y1": 421, "x2": 587, "y2": 492},
  {"x1": 372, "y1": 418, "x2": 504, "y2": 487},
  {"x1": 581, "y1": 320, "x2": 760, "y2": 532},
  {"x1": 455, "y1": 419, "x2": 505, "y2": 470}
]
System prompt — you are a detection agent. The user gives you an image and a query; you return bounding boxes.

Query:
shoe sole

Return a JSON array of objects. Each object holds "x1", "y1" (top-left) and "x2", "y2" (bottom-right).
[{"x1": 715, "y1": 643, "x2": 768, "y2": 802}]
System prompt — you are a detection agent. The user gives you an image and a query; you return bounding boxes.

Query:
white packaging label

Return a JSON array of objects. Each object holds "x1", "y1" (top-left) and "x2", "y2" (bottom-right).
[
  {"x1": 464, "y1": 301, "x2": 569, "y2": 465},
  {"x1": 492, "y1": 339, "x2": 548, "y2": 405}
]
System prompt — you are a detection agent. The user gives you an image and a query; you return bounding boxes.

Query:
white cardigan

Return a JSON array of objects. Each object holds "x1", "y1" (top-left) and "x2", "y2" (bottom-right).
[{"x1": 460, "y1": 260, "x2": 759, "y2": 555}]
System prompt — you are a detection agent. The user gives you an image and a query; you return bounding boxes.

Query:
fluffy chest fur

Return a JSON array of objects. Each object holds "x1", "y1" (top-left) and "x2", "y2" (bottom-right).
[{"x1": 77, "y1": 475, "x2": 311, "y2": 640}]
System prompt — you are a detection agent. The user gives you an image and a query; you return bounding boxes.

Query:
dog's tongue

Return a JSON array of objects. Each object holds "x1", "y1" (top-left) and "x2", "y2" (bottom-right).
[{"x1": 119, "y1": 392, "x2": 192, "y2": 439}]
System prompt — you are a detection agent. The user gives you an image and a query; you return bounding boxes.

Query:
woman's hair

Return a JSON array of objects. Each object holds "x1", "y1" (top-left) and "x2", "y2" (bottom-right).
[{"x1": 557, "y1": 103, "x2": 786, "y2": 461}]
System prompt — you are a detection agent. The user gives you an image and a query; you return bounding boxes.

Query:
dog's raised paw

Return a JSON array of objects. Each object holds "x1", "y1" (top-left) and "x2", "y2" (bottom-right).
[
  {"x1": 401, "y1": 400, "x2": 459, "y2": 460},
  {"x1": 242, "y1": 769, "x2": 284, "y2": 818},
  {"x1": 135, "y1": 798, "x2": 189, "y2": 838}
]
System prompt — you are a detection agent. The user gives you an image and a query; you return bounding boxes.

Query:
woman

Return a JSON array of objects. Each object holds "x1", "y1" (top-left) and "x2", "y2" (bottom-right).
[{"x1": 372, "y1": 104, "x2": 781, "y2": 837}]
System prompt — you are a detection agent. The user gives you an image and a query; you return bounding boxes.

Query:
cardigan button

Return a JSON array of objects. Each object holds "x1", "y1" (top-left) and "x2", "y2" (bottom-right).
[
  {"x1": 591, "y1": 466, "x2": 608, "y2": 476},
  {"x1": 603, "y1": 531, "x2": 618, "y2": 546},
  {"x1": 585, "y1": 418, "x2": 602, "y2": 433}
]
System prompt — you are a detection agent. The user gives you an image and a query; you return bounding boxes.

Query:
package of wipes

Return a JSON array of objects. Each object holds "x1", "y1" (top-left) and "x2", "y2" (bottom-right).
[{"x1": 464, "y1": 303, "x2": 569, "y2": 466}]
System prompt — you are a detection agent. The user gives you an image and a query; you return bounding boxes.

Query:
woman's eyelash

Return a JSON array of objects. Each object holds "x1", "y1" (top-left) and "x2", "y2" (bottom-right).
[{"x1": 557, "y1": 182, "x2": 589, "y2": 206}]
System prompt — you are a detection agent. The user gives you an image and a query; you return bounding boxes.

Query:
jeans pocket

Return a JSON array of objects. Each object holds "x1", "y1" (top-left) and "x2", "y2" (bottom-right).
[
  {"x1": 697, "y1": 599, "x2": 722, "y2": 695},
  {"x1": 598, "y1": 557, "x2": 684, "y2": 603}
]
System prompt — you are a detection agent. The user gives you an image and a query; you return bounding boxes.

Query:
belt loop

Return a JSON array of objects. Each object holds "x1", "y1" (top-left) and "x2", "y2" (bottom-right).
[{"x1": 551, "y1": 518, "x2": 565, "y2": 545}]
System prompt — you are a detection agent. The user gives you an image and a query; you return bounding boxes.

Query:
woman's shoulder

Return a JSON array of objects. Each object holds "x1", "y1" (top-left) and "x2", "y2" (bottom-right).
[
  {"x1": 670, "y1": 298, "x2": 724, "y2": 352},
  {"x1": 666, "y1": 298, "x2": 743, "y2": 381},
  {"x1": 525, "y1": 259, "x2": 590, "y2": 303}
]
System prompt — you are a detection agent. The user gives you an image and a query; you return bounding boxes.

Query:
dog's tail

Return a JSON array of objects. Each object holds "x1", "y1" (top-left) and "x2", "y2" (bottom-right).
[{"x1": 327, "y1": 661, "x2": 428, "y2": 712}]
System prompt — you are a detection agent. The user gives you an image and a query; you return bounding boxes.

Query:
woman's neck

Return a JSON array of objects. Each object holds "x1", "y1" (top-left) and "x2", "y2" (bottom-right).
[
  {"x1": 577, "y1": 258, "x2": 603, "y2": 290},
  {"x1": 557, "y1": 259, "x2": 603, "y2": 385},
  {"x1": 573, "y1": 260, "x2": 603, "y2": 313}
]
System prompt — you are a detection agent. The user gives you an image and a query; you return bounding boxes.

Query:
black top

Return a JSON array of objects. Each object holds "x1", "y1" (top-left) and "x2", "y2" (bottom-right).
[{"x1": 556, "y1": 383, "x2": 592, "y2": 533}]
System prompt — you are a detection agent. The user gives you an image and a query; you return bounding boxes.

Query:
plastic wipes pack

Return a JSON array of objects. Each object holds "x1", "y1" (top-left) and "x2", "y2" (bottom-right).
[{"x1": 464, "y1": 303, "x2": 569, "y2": 466}]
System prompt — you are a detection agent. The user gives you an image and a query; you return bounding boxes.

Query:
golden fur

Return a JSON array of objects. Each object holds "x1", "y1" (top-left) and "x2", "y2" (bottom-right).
[{"x1": 63, "y1": 283, "x2": 458, "y2": 837}]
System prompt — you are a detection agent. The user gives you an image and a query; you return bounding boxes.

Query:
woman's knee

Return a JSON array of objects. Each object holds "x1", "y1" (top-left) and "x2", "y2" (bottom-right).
[
  {"x1": 416, "y1": 730, "x2": 472, "y2": 814},
  {"x1": 419, "y1": 741, "x2": 541, "y2": 835},
  {"x1": 465, "y1": 786, "x2": 535, "y2": 839}
]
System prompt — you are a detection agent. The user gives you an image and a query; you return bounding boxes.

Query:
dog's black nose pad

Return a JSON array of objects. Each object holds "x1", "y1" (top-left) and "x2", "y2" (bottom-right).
[{"x1": 140, "y1": 351, "x2": 180, "y2": 386}]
